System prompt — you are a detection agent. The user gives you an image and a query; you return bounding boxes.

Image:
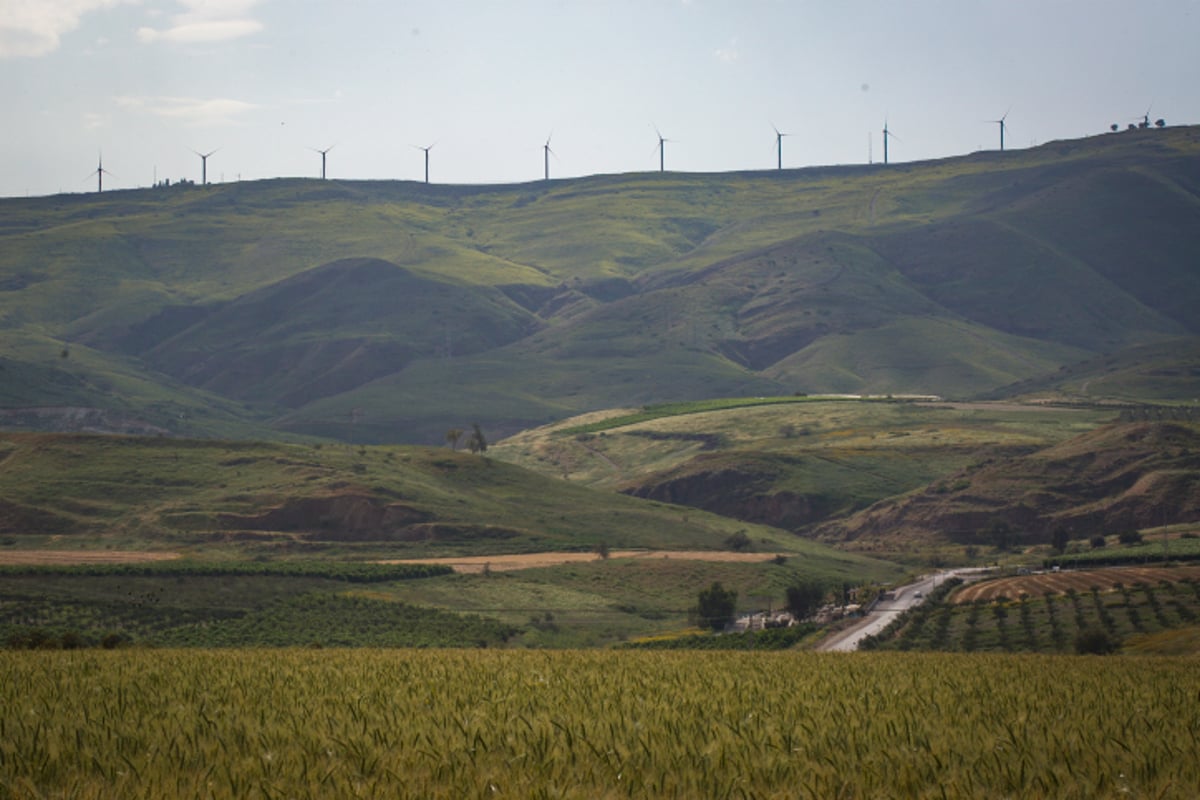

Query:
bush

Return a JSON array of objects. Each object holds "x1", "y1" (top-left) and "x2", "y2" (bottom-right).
[
  {"x1": 1090, "y1": 535, "x2": 1107, "y2": 549},
  {"x1": 723, "y1": 531, "x2": 752, "y2": 552},
  {"x1": 1118, "y1": 530, "x2": 1143, "y2": 545},
  {"x1": 1074, "y1": 626, "x2": 1120, "y2": 655}
]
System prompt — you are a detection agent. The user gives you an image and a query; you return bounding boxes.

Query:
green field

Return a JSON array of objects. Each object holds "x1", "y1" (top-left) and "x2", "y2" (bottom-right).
[
  {"x1": 2, "y1": 649, "x2": 1197, "y2": 798},
  {"x1": 864, "y1": 574, "x2": 1200, "y2": 654}
]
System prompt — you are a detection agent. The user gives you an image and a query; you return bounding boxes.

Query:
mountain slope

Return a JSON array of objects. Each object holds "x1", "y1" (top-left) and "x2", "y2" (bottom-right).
[
  {"x1": 1, "y1": 127, "x2": 1198, "y2": 442},
  {"x1": 813, "y1": 421, "x2": 1200, "y2": 549}
]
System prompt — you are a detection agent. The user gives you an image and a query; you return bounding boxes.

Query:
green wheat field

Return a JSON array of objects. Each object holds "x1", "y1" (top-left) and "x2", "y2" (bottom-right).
[{"x1": 2, "y1": 649, "x2": 1197, "y2": 799}]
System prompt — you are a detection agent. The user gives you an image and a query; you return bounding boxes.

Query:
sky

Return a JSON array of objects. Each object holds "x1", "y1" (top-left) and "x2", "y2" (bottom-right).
[{"x1": 2, "y1": 0, "x2": 1199, "y2": 198}]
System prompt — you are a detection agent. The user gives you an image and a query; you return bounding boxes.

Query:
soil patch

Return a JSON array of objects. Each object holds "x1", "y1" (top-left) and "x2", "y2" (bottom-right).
[{"x1": 382, "y1": 549, "x2": 782, "y2": 574}]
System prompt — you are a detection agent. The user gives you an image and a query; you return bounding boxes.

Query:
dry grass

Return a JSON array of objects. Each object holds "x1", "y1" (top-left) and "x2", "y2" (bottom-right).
[
  {"x1": 0, "y1": 549, "x2": 182, "y2": 566},
  {"x1": 382, "y1": 549, "x2": 783, "y2": 573}
]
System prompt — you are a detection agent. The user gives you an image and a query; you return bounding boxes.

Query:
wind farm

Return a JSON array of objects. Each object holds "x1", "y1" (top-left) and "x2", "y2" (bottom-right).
[{"x1": 76, "y1": 109, "x2": 1182, "y2": 197}]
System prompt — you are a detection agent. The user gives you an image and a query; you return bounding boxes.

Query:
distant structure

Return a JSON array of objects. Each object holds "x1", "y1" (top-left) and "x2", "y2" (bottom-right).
[
  {"x1": 86, "y1": 153, "x2": 113, "y2": 193},
  {"x1": 193, "y1": 149, "x2": 218, "y2": 184},
  {"x1": 882, "y1": 120, "x2": 898, "y2": 165},
  {"x1": 414, "y1": 143, "x2": 434, "y2": 183},
  {"x1": 989, "y1": 109, "x2": 1010, "y2": 151},
  {"x1": 543, "y1": 134, "x2": 555, "y2": 181},
  {"x1": 772, "y1": 124, "x2": 790, "y2": 170},
  {"x1": 313, "y1": 145, "x2": 334, "y2": 179},
  {"x1": 654, "y1": 126, "x2": 671, "y2": 172}
]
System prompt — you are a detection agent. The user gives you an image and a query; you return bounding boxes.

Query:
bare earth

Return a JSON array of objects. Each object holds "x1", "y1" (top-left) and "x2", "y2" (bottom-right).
[
  {"x1": 382, "y1": 550, "x2": 782, "y2": 574},
  {"x1": 0, "y1": 550, "x2": 183, "y2": 566}
]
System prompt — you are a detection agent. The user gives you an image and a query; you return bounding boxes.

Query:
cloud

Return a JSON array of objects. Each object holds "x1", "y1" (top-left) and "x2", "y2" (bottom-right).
[
  {"x1": 0, "y1": 0, "x2": 135, "y2": 58},
  {"x1": 136, "y1": 0, "x2": 262, "y2": 44},
  {"x1": 116, "y1": 95, "x2": 257, "y2": 125},
  {"x1": 715, "y1": 38, "x2": 739, "y2": 63}
]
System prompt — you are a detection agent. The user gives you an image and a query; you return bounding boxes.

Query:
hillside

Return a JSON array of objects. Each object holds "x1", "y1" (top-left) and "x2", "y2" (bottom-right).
[
  {"x1": 492, "y1": 397, "x2": 1114, "y2": 539},
  {"x1": 1, "y1": 127, "x2": 1199, "y2": 443},
  {"x1": 0, "y1": 431, "x2": 811, "y2": 556},
  {"x1": 813, "y1": 420, "x2": 1200, "y2": 552}
]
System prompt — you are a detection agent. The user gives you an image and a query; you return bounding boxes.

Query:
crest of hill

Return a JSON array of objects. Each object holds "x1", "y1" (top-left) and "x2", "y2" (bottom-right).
[
  {"x1": 1, "y1": 127, "x2": 1199, "y2": 443},
  {"x1": 813, "y1": 420, "x2": 1200, "y2": 549}
]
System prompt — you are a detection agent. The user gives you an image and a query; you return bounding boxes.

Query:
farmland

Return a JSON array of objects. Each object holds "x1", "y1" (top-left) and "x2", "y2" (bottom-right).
[
  {"x1": 864, "y1": 569, "x2": 1200, "y2": 654},
  {"x1": 2, "y1": 649, "x2": 1199, "y2": 799}
]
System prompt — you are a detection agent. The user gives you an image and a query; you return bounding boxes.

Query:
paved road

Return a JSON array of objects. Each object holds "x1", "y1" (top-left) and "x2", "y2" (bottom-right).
[{"x1": 817, "y1": 568, "x2": 990, "y2": 652}]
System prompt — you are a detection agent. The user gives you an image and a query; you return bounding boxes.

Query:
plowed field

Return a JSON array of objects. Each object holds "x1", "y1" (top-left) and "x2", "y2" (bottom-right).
[{"x1": 952, "y1": 565, "x2": 1200, "y2": 603}]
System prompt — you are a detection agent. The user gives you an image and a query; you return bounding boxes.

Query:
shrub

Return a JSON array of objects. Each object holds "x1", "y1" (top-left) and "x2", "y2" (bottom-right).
[
  {"x1": 1074, "y1": 626, "x2": 1120, "y2": 655},
  {"x1": 1118, "y1": 530, "x2": 1143, "y2": 545}
]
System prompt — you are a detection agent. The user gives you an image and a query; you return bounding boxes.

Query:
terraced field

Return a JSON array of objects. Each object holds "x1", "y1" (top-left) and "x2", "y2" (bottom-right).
[{"x1": 953, "y1": 566, "x2": 1200, "y2": 603}]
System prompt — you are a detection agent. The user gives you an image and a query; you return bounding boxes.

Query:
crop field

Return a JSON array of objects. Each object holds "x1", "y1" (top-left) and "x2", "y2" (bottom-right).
[
  {"x1": 953, "y1": 566, "x2": 1200, "y2": 604},
  {"x1": 2, "y1": 650, "x2": 1198, "y2": 799},
  {"x1": 869, "y1": 574, "x2": 1200, "y2": 654}
]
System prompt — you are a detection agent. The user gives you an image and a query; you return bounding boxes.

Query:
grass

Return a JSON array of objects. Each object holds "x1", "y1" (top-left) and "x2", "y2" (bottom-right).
[
  {"x1": 2, "y1": 649, "x2": 1199, "y2": 797},
  {"x1": 3, "y1": 128, "x2": 1200, "y2": 443}
]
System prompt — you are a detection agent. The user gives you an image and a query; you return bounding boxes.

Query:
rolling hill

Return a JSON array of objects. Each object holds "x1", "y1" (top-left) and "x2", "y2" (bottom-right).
[{"x1": 1, "y1": 126, "x2": 1199, "y2": 443}]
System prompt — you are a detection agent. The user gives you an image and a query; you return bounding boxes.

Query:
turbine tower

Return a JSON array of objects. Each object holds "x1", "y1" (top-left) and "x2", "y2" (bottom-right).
[
  {"x1": 882, "y1": 119, "x2": 898, "y2": 165},
  {"x1": 654, "y1": 125, "x2": 671, "y2": 172},
  {"x1": 414, "y1": 143, "x2": 434, "y2": 184},
  {"x1": 543, "y1": 134, "x2": 555, "y2": 181},
  {"x1": 312, "y1": 145, "x2": 334, "y2": 179},
  {"x1": 86, "y1": 152, "x2": 113, "y2": 193},
  {"x1": 989, "y1": 109, "x2": 1010, "y2": 151},
  {"x1": 194, "y1": 148, "x2": 218, "y2": 184},
  {"x1": 772, "y1": 124, "x2": 790, "y2": 170}
]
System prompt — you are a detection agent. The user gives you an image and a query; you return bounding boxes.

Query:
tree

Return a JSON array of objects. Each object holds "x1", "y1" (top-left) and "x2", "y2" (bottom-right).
[
  {"x1": 1051, "y1": 525, "x2": 1070, "y2": 554},
  {"x1": 697, "y1": 582, "x2": 737, "y2": 631},
  {"x1": 724, "y1": 530, "x2": 751, "y2": 552},
  {"x1": 1090, "y1": 534, "x2": 1107, "y2": 549},
  {"x1": 445, "y1": 428, "x2": 463, "y2": 450},
  {"x1": 466, "y1": 423, "x2": 488, "y2": 454},
  {"x1": 984, "y1": 519, "x2": 1013, "y2": 551},
  {"x1": 785, "y1": 581, "x2": 827, "y2": 621}
]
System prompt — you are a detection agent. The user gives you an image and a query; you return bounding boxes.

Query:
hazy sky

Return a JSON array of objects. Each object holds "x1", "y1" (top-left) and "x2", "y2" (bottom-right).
[{"x1": 3, "y1": 0, "x2": 1198, "y2": 197}]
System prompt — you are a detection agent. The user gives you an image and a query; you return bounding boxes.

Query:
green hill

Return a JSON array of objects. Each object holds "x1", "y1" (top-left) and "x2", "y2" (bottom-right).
[{"x1": 2, "y1": 126, "x2": 1199, "y2": 443}]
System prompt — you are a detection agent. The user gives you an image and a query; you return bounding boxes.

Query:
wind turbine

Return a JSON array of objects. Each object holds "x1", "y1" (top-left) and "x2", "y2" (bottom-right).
[
  {"x1": 193, "y1": 148, "x2": 218, "y2": 184},
  {"x1": 653, "y1": 125, "x2": 671, "y2": 172},
  {"x1": 413, "y1": 143, "x2": 435, "y2": 183},
  {"x1": 772, "y1": 124, "x2": 790, "y2": 170},
  {"x1": 543, "y1": 134, "x2": 555, "y2": 181},
  {"x1": 86, "y1": 152, "x2": 114, "y2": 193},
  {"x1": 988, "y1": 109, "x2": 1010, "y2": 151},
  {"x1": 882, "y1": 119, "x2": 898, "y2": 165},
  {"x1": 312, "y1": 145, "x2": 334, "y2": 179}
]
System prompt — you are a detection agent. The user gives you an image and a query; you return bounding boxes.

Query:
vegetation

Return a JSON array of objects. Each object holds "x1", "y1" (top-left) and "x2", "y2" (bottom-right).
[
  {"x1": 863, "y1": 573, "x2": 1200, "y2": 654},
  {"x1": 696, "y1": 581, "x2": 738, "y2": 630},
  {"x1": 3, "y1": 128, "x2": 1199, "y2": 444},
  {"x1": 2, "y1": 649, "x2": 1198, "y2": 798}
]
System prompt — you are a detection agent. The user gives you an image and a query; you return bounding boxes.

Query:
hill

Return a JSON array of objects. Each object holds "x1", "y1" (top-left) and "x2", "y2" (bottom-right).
[
  {"x1": 1, "y1": 127, "x2": 1199, "y2": 443},
  {"x1": 813, "y1": 420, "x2": 1200, "y2": 553},
  {"x1": 0, "y1": 431, "x2": 902, "y2": 647},
  {"x1": 492, "y1": 397, "x2": 1115, "y2": 536}
]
